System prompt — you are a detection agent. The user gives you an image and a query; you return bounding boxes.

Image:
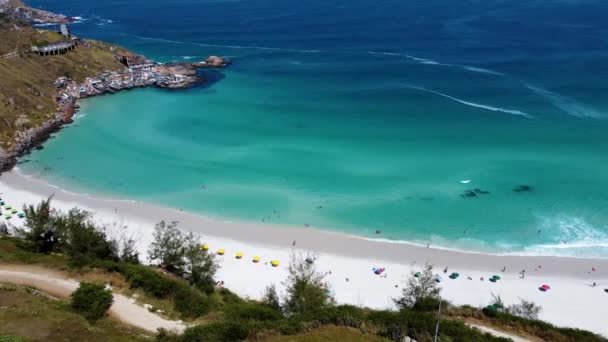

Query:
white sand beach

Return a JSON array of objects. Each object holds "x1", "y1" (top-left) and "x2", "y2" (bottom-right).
[{"x1": 1, "y1": 169, "x2": 607, "y2": 336}]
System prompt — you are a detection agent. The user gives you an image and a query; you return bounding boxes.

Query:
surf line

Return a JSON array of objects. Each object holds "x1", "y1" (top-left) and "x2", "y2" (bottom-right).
[{"x1": 405, "y1": 85, "x2": 534, "y2": 119}]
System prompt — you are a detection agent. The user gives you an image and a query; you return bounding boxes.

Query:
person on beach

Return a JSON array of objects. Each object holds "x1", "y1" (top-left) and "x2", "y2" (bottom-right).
[
  {"x1": 592, "y1": 282, "x2": 597, "y2": 287},
  {"x1": 501, "y1": 266, "x2": 506, "y2": 272},
  {"x1": 443, "y1": 267, "x2": 448, "y2": 273},
  {"x1": 427, "y1": 243, "x2": 430, "y2": 248},
  {"x1": 520, "y1": 269, "x2": 526, "y2": 279},
  {"x1": 292, "y1": 240, "x2": 296, "y2": 246}
]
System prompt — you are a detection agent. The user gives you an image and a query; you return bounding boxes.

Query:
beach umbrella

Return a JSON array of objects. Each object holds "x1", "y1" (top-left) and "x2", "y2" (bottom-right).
[
  {"x1": 236, "y1": 252, "x2": 243, "y2": 259},
  {"x1": 17, "y1": 213, "x2": 25, "y2": 218},
  {"x1": 4, "y1": 205, "x2": 11, "y2": 210},
  {"x1": 450, "y1": 272, "x2": 460, "y2": 279},
  {"x1": 489, "y1": 277, "x2": 497, "y2": 283},
  {"x1": 435, "y1": 276, "x2": 442, "y2": 283},
  {"x1": 11, "y1": 209, "x2": 17, "y2": 214},
  {"x1": 542, "y1": 284, "x2": 550, "y2": 290},
  {"x1": 4, "y1": 214, "x2": 11, "y2": 219},
  {"x1": 271, "y1": 260, "x2": 280, "y2": 267},
  {"x1": 492, "y1": 275, "x2": 501, "y2": 280},
  {"x1": 217, "y1": 249, "x2": 225, "y2": 255},
  {"x1": 202, "y1": 244, "x2": 209, "y2": 251},
  {"x1": 253, "y1": 256, "x2": 261, "y2": 263},
  {"x1": 414, "y1": 272, "x2": 421, "y2": 278}
]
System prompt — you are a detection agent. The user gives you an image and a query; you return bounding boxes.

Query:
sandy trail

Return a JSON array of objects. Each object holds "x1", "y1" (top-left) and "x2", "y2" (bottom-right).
[{"x1": 0, "y1": 265, "x2": 185, "y2": 334}]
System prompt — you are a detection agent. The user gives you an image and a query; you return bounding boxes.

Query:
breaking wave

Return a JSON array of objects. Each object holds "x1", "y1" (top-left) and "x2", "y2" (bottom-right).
[
  {"x1": 516, "y1": 214, "x2": 608, "y2": 258},
  {"x1": 405, "y1": 85, "x2": 534, "y2": 118},
  {"x1": 526, "y1": 85, "x2": 604, "y2": 119}
]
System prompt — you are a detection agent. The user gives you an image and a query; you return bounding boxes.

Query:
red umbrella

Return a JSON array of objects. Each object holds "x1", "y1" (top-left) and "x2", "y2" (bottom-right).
[{"x1": 542, "y1": 284, "x2": 551, "y2": 290}]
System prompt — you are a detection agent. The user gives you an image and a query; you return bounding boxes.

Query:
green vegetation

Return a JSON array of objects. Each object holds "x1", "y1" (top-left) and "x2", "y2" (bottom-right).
[
  {"x1": 70, "y1": 282, "x2": 114, "y2": 321},
  {"x1": 0, "y1": 22, "x2": 130, "y2": 150},
  {"x1": 2, "y1": 198, "x2": 607, "y2": 341},
  {"x1": 0, "y1": 284, "x2": 148, "y2": 341}
]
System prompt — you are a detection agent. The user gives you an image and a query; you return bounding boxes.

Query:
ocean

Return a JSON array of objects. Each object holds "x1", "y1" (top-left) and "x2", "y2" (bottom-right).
[{"x1": 22, "y1": 0, "x2": 608, "y2": 257}]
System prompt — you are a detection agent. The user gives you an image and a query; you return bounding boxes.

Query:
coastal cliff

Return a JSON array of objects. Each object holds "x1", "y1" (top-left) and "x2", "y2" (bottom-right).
[
  {"x1": 0, "y1": 2, "x2": 229, "y2": 171},
  {"x1": 0, "y1": 0, "x2": 68, "y2": 24}
]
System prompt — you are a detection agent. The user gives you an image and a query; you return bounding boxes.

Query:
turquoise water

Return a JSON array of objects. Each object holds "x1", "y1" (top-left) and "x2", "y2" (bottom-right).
[{"x1": 22, "y1": 0, "x2": 608, "y2": 257}]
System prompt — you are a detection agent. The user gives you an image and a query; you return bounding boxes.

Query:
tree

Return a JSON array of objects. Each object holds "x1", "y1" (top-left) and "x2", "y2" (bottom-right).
[
  {"x1": 262, "y1": 284, "x2": 281, "y2": 311},
  {"x1": 283, "y1": 253, "x2": 333, "y2": 317},
  {"x1": 18, "y1": 197, "x2": 65, "y2": 253},
  {"x1": 71, "y1": 281, "x2": 114, "y2": 321},
  {"x1": 148, "y1": 221, "x2": 186, "y2": 274},
  {"x1": 183, "y1": 232, "x2": 218, "y2": 293},
  {"x1": 508, "y1": 298, "x2": 542, "y2": 320},
  {"x1": 61, "y1": 208, "x2": 118, "y2": 266},
  {"x1": 394, "y1": 263, "x2": 441, "y2": 310}
]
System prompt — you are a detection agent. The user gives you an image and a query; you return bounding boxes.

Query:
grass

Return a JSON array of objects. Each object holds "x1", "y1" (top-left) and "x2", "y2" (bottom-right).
[
  {"x1": 0, "y1": 236, "x2": 183, "y2": 321},
  {"x1": 0, "y1": 284, "x2": 150, "y2": 341},
  {"x1": 0, "y1": 24, "x2": 130, "y2": 150},
  {"x1": 256, "y1": 325, "x2": 388, "y2": 342}
]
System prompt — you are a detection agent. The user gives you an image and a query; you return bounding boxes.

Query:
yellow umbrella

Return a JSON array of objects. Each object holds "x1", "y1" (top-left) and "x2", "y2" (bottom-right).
[
  {"x1": 202, "y1": 244, "x2": 209, "y2": 251},
  {"x1": 252, "y1": 256, "x2": 261, "y2": 263},
  {"x1": 271, "y1": 260, "x2": 280, "y2": 267},
  {"x1": 236, "y1": 252, "x2": 243, "y2": 259},
  {"x1": 217, "y1": 249, "x2": 225, "y2": 255}
]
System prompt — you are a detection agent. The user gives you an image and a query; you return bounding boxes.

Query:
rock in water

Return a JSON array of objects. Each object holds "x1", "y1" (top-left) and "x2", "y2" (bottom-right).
[{"x1": 513, "y1": 185, "x2": 532, "y2": 192}]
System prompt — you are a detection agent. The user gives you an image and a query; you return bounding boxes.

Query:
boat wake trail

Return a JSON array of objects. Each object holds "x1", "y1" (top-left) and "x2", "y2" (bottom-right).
[
  {"x1": 405, "y1": 85, "x2": 533, "y2": 119},
  {"x1": 368, "y1": 52, "x2": 505, "y2": 76},
  {"x1": 525, "y1": 85, "x2": 604, "y2": 119},
  {"x1": 128, "y1": 34, "x2": 323, "y2": 54}
]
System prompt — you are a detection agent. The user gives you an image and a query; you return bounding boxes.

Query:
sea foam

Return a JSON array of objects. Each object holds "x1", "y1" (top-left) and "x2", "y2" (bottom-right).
[
  {"x1": 526, "y1": 85, "x2": 604, "y2": 119},
  {"x1": 406, "y1": 85, "x2": 534, "y2": 118}
]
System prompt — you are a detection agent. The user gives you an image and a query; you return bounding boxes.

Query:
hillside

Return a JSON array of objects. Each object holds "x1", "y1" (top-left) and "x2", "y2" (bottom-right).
[{"x1": 0, "y1": 14, "x2": 134, "y2": 168}]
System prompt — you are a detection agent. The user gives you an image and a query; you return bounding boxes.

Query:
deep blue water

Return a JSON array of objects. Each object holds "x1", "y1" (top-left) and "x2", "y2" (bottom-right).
[{"x1": 23, "y1": 0, "x2": 608, "y2": 257}]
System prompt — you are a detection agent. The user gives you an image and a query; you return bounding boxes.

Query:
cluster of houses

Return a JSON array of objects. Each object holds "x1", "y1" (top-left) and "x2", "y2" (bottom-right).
[{"x1": 53, "y1": 62, "x2": 196, "y2": 110}]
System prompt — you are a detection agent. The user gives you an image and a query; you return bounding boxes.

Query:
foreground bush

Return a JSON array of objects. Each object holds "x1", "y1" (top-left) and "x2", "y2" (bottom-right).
[
  {"x1": 71, "y1": 281, "x2": 113, "y2": 321},
  {"x1": 181, "y1": 322, "x2": 249, "y2": 342}
]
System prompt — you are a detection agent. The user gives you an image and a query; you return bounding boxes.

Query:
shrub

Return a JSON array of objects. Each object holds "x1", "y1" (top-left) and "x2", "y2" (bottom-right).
[
  {"x1": 18, "y1": 197, "x2": 65, "y2": 254},
  {"x1": 394, "y1": 263, "x2": 441, "y2": 310},
  {"x1": 148, "y1": 221, "x2": 187, "y2": 274},
  {"x1": 182, "y1": 322, "x2": 249, "y2": 342},
  {"x1": 318, "y1": 305, "x2": 365, "y2": 328},
  {"x1": 63, "y1": 209, "x2": 118, "y2": 266},
  {"x1": 71, "y1": 281, "x2": 113, "y2": 321},
  {"x1": 173, "y1": 285, "x2": 210, "y2": 318},
  {"x1": 122, "y1": 264, "x2": 176, "y2": 298},
  {"x1": 412, "y1": 296, "x2": 443, "y2": 312},
  {"x1": 227, "y1": 302, "x2": 283, "y2": 322},
  {"x1": 508, "y1": 298, "x2": 542, "y2": 320},
  {"x1": 261, "y1": 284, "x2": 281, "y2": 311},
  {"x1": 283, "y1": 253, "x2": 333, "y2": 317}
]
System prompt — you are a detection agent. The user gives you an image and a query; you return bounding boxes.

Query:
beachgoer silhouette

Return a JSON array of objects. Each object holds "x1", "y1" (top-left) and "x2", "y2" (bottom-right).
[
  {"x1": 501, "y1": 266, "x2": 506, "y2": 272},
  {"x1": 443, "y1": 267, "x2": 448, "y2": 273},
  {"x1": 292, "y1": 240, "x2": 296, "y2": 246}
]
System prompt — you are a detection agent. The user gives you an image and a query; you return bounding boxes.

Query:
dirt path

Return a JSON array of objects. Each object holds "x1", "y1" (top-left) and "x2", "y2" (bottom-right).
[
  {"x1": 0, "y1": 265, "x2": 186, "y2": 334},
  {"x1": 467, "y1": 323, "x2": 533, "y2": 342}
]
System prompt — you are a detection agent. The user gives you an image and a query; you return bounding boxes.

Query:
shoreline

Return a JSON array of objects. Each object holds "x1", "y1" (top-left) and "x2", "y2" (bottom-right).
[
  {"x1": 2, "y1": 170, "x2": 608, "y2": 337},
  {"x1": 5, "y1": 169, "x2": 608, "y2": 275}
]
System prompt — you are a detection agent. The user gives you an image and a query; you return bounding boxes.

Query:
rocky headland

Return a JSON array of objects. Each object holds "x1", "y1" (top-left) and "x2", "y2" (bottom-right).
[{"x1": 0, "y1": 1, "x2": 230, "y2": 171}]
